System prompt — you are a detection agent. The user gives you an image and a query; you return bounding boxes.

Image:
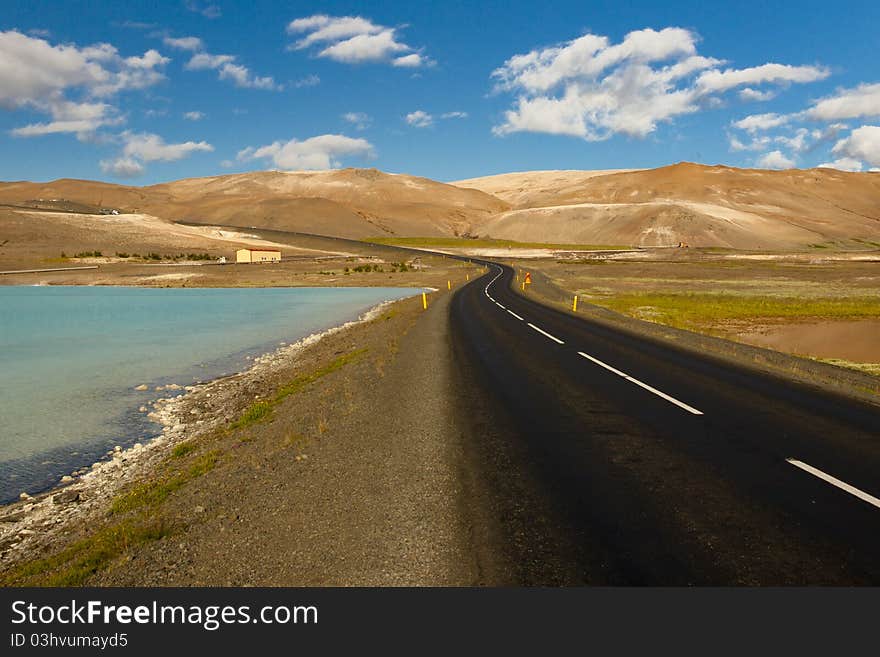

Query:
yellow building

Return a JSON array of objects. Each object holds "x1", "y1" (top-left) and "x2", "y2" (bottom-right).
[{"x1": 236, "y1": 248, "x2": 282, "y2": 263}]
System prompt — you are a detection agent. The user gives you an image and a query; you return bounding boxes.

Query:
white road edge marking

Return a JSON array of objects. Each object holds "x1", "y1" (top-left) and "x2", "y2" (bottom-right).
[
  {"x1": 578, "y1": 351, "x2": 703, "y2": 415},
  {"x1": 528, "y1": 323, "x2": 564, "y2": 344},
  {"x1": 507, "y1": 309, "x2": 524, "y2": 321},
  {"x1": 497, "y1": 303, "x2": 506, "y2": 309},
  {"x1": 786, "y1": 459, "x2": 880, "y2": 510}
]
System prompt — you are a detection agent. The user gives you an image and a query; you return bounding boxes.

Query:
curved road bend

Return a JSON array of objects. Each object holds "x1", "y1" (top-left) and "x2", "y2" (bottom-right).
[{"x1": 450, "y1": 263, "x2": 880, "y2": 585}]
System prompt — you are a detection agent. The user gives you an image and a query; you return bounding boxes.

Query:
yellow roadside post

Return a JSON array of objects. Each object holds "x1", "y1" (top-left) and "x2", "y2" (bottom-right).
[
  {"x1": 422, "y1": 292, "x2": 428, "y2": 310},
  {"x1": 447, "y1": 280, "x2": 451, "y2": 290},
  {"x1": 466, "y1": 273, "x2": 469, "y2": 281},
  {"x1": 572, "y1": 295, "x2": 578, "y2": 312},
  {"x1": 521, "y1": 281, "x2": 525, "y2": 291}
]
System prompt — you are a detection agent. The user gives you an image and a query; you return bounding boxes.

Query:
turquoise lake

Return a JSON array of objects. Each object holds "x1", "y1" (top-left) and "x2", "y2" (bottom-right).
[{"x1": 0, "y1": 285, "x2": 421, "y2": 503}]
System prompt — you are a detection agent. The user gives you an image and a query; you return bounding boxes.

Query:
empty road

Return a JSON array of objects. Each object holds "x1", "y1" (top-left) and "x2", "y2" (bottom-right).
[{"x1": 449, "y1": 263, "x2": 880, "y2": 584}]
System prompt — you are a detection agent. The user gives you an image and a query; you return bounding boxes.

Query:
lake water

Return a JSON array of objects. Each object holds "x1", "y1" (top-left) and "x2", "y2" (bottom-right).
[{"x1": 0, "y1": 285, "x2": 421, "y2": 503}]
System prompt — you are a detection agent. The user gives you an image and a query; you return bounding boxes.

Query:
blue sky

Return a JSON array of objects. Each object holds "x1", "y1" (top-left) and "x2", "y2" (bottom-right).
[{"x1": 1, "y1": 0, "x2": 878, "y2": 184}]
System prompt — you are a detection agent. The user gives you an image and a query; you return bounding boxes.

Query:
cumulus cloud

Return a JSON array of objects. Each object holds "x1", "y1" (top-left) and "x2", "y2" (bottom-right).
[
  {"x1": 731, "y1": 113, "x2": 791, "y2": 132},
  {"x1": 756, "y1": 150, "x2": 796, "y2": 169},
  {"x1": 0, "y1": 30, "x2": 168, "y2": 109},
  {"x1": 183, "y1": 110, "x2": 204, "y2": 120},
  {"x1": 728, "y1": 134, "x2": 770, "y2": 152},
  {"x1": 0, "y1": 30, "x2": 168, "y2": 139},
  {"x1": 393, "y1": 53, "x2": 433, "y2": 68},
  {"x1": 163, "y1": 35, "x2": 204, "y2": 51},
  {"x1": 694, "y1": 63, "x2": 828, "y2": 94},
  {"x1": 441, "y1": 111, "x2": 468, "y2": 119},
  {"x1": 805, "y1": 83, "x2": 880, "y2": 121},
  {"x1": 237, "y1": 134, "x2": 374, "y2": 170},
  {"x1": 817, "y1": 157, "x2": 864, "y2": 172},
  {"x1": 738, "y1": 87, "x2": 777, "y2": 102},
  {"x1": 342, "y1": 112, "x2": 371, "y2": 130},
  {"x1": 728, "y1": 81, "x2": 880, "y2": 170},
  {"x1": 831, "y1": 125, "x2": 880, "y2": 167},
  {"x1": 121, "y1": 131, "x2": 213, "y2": 162},
  {"x1": 185, "y1": 50, "x2": 279, "y2": 90},
  {"x1": 405, "y1": 110, "x2": 433, "y2": 128},
  {"x1": 99, "y1": 157, "x2": 145, "y2": 177},
  {"x1": 287, "y1": 15, "x2": 431, "y2": 67},
  {"x1": 491, "y1": 27, "x2": 829, "y2": 140}
]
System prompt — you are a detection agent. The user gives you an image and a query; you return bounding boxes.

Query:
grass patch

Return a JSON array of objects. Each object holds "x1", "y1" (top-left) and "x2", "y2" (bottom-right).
[
  {"x1": 1, "y1": 516, "x2": 172, "y2": 586},
  {"x1": 273, "y1": 348, "x2": 367, "y2": 403},
  {"x1": 364, "y1": 237, "x2": 627, "y2": 251},
  {"x1": 229, "y1": 400, "x2": 272, "y2": 430},
  {"x1": 818, "y1": 359, "x2": 880, "y2": 376},
  {"x1": 171, "y1": 441, "x2": 197, "y2": 458},
  {"x1": 591, "y1": 293, "x2": 880, "y2": 329},
  {"x1": 110, "y1": 450, "x2": 221, "y2": 515}
]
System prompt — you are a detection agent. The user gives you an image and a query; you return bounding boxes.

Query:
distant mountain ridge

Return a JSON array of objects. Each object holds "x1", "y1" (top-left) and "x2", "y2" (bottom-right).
[{"x1": 1, "y1": 163, "x2": 879, "y2": 249}]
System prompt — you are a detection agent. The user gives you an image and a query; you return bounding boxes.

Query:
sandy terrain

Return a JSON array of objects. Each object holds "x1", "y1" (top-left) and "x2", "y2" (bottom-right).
[{"x1": 736, "y1": 320, "x2": 880, "y2": 362}]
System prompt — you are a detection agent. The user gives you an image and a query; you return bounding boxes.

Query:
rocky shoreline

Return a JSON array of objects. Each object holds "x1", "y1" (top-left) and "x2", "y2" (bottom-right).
[{"x1": 0, "y1": 298, "x2": 406, "y2": 569}]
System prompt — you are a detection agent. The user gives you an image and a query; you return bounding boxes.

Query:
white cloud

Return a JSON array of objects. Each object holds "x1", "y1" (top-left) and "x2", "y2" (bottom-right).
[
  {"x1": 731, "y1": 113, "x2": 791, "y2": 132},
  {"x1": 342, "y1": 112, "x2": 371, "y2": 129},
  {"x1": 185, "y1": 52, "x2": 234, "y2": 70},
  {"x1": 831, "y1": 125, "x2": 880, "y2": 167},
  {"x1": 185, "y1": 1, "x2": 221, "y2": 19},
  {"x1": 695, "y1": 63, "x2": 829, "y2": 94},
  {"x1": 185, "y1": 51, "x2": 279, "y2": 90},
  {"x1": 0, "y1": 30, "x2": 168, "y2": 110},
  {"x1": 817, "y1": 157, "x2": 864, "y2": 172},
  {"x1": 121, "y1": 131, "x2": 213, "y2": 162},
  {"x1": 738, "y1": 87, "x2": 776, "y2": 102},
  {"x1": 294, "y1": 74, "x2": 320, "y2": 88},
  {"x1": 806, "y1": 83, "x2": 880, "y2": 121},
  {"x1": 757, "y1": 150, "x2": 796, "y2": 169},
  {"x1": 184, "y1": 111, "x2": 205, "y2": 120},
  {"x1": 99, "y1": 157, "x2": 144, "y2": 178},
  {"x1": 287, "y1": 14, "x2": 430, "y2": 66},
  {"x1": 237, "y1": 134, "x2": 374, "y2": 170},
  {"x1": 163, "y1": 36, "x2": 204, "y2": 51},
  {"x1": 406, "y1": 110, "x2": 433, "y2": 128},
  {"x1": 492, "y1": 27, "x2": 830, "y2": 141},
  {"x1": 393, "y1": 53, "x2": 433, "y2": 68},
  {"x1": 441, "y1": 111, "x2": 468, "y2": 119},
  {"x1": 774, "y1": 127, "x2": 810, "y2": 153},
  {"x1": 728, "y1": 133, "x2": 770, "y2": 152}
]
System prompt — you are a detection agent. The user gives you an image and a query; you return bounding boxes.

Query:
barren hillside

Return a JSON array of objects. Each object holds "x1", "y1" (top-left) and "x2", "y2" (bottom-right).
[
  {"x1": 455, "y1": 163, "x2": 880, "y2": 249},
  {"x1": 0, "y1": 168, "x2": 508, "y2": 240},
  {"x1": 2, "y1": 163, "x2": 879, "y2": 253}
]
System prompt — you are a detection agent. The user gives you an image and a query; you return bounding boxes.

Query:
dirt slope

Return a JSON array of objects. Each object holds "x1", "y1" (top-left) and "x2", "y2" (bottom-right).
[
  {"x1": 455, "y1": 163, "x2": 880, "y2": 248},
  {"x1": 0, "y1": 168, "x2": 509, "y2": 240}
]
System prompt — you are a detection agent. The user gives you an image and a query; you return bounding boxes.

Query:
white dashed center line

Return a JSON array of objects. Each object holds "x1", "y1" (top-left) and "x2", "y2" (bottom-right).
[
  {"x1": 786, "y1": 459, "x2": 880, "y2": 510},
  {"x1": 578, "y1": 351, "x2": 703, "y2": 415},
  {"x1": 528, "y1": 323, "x2": 565, "y2": 345}
]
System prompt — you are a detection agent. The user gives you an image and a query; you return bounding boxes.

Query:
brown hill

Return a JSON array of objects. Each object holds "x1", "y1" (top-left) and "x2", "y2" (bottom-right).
[
  {"x1": 455, "y1": 163, "x2": 880, "y2": 249},
  {"x1": 0, "y1": 169, "x2": 509, "y2": 240}
]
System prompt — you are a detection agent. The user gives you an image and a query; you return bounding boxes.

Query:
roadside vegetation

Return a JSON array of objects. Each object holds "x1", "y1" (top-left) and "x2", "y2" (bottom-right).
[
  {"x1": 590, "y1": 293, "x2": 880, "y2": 331},
  {"x1": 59, "y1": 251, "x2": 220, "y2": 261}
]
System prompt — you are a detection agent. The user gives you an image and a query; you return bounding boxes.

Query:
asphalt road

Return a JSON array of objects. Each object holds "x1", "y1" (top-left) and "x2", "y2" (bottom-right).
[{"x1": 450, "y1": 263, "x2": 880, "y2": 585}]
